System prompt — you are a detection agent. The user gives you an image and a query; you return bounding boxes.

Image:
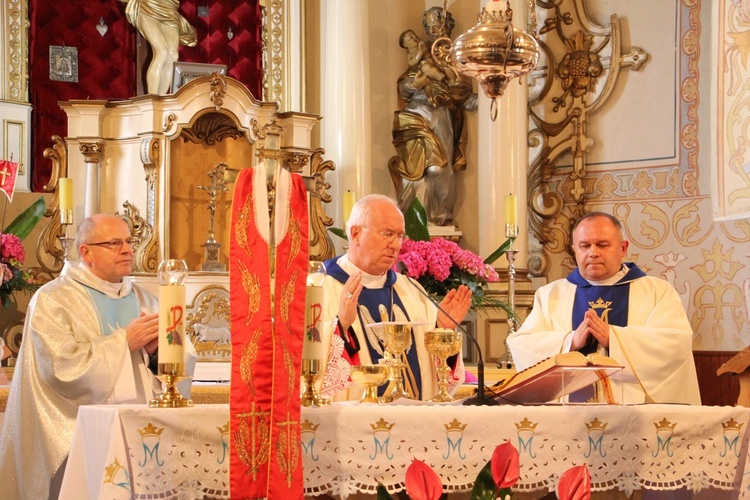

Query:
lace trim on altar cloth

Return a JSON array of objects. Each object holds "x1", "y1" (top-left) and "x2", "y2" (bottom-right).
[{"x1": 94, "y1": 404, "x2": 750, "y2": 499}]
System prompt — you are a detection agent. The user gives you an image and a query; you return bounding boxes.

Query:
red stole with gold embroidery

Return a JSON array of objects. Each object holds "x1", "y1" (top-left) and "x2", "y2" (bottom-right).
[{"x1": 229, "y1": 166, "x2": 308, "y2": 499}]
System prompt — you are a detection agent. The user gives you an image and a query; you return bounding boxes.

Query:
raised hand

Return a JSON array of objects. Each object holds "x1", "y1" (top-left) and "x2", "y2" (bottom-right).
[
  {"x1": 338, "y1": 271, "x2": 364, "y2": 331},
  {"x1": 437, "y1": 285, "x2": 472, "y2": 329}
]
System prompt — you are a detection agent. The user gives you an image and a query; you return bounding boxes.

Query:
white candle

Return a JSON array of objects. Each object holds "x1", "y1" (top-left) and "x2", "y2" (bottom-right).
[
  {"x1": 303, "y1": 285, "x2": 327, "y2": 360},
  {"x1": 505, "y1": 193, "x2": 517, "y2": 227},
  {"x1": 59, "y1": 178, "x2": 73, "y2": 224},
  {"x1": 158, "y1": 284, "x2": 186, "y2": 364},
  {"x1": 343, "y1": 190, "x2": 356, "y2": 223}
]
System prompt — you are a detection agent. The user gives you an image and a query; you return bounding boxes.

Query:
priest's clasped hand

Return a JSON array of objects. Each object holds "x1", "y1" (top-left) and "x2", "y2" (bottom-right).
[
  {"x1": 126, "y1": 312, "x2": 160, "y2": 353},
  {"x1": 437, "y1": 285, "x2": 472, "y2": 329},
  {"x1": 571, "y1": 309, "x2": 610, "y2": 350}
]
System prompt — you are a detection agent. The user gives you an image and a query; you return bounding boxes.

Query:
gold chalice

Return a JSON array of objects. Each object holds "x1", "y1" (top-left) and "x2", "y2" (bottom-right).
[
  {"x1": 372, "y1": 322, "x2": 414, "y2": 401},
  {"x1": 424, "y1": 328, "x2": 463, "y2": 403},
  {"x1": 350, "y1": 365, "x2": 389, "y2": 403}
]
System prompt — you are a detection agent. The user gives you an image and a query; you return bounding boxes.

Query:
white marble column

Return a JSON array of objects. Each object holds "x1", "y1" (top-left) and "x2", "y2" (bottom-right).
[
  {"x1": 319, "y1": 0, "x2": 372, "y2": 232},
  {"x1": 477, "y1": 0, "x2": 530, "y2": 270},
  {"x1": 79, "y1": 142, "x2": 104, "y2": 218}
]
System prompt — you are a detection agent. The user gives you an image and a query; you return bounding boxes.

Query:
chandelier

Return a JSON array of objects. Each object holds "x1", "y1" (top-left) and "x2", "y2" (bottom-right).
[{"x1": 433, "y1": 0, "x2": 541, "y2": 120}]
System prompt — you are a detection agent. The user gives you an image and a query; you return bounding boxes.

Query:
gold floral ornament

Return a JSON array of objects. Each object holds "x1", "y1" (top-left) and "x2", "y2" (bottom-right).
[
  {"x1": 240, "y1": 328, "x2": 264, "y2": 397},
  {"x1": 286, "y1": 208, "x2": 301, "y2": 268},
  {"x1": 235, "y1": 192, "x2": 254, "y2": 258},
  {"x1": 279, "y1": 270, "x2": 297, "y2": 334},
  {"x1": 554, "y1": 30, "x2": 603, "y2": 111},
  {"x1": 238, "y1": 261, "x2": 261, "y2": 325}
]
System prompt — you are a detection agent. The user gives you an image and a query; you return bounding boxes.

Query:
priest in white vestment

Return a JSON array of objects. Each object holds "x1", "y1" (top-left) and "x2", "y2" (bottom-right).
[
  {"x1": 507, "y1": 212, "x2": 701, "y2": 405},
  {"x1": 320, "y1": 194, "x2": 471, "y2": 401},
  {"x1": 0, "y1": 214, "x2": 194, "y2": 499}
]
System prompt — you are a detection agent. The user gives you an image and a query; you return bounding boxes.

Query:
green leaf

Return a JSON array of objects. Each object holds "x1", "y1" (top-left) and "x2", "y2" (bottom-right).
[
  {"x1": 327, "y1": 226, "x2": 348, "y2": 241},
  {"x1": 3, "y1": 197, "x2": 46, "y2": 241},
  {"x1": 483, "y1": 238, "x2": 515, "y2": 265},
  {"x1": 376, "y1": 483, "x2": 394, "y2": 500},
  {"x1": 404, "y1": 198, "x2": 430, "y2": 241},
  {"x1": 471, "y1": 460, "x2": 498, "y2": 500}
]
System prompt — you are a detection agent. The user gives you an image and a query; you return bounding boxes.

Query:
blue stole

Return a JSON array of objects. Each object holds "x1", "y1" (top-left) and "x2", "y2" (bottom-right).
[
  {"x1": 567, "y1": 263, "x2": 647, "y2": 354},
  {"x1": 80, "y1": 284, "x2": 141, "y2": 335},
  {"x1": 325, "y1": 257, "x2": 423, "y2": 399}
]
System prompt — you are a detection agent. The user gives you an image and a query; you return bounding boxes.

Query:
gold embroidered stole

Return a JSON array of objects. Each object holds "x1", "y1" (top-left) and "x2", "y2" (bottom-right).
[{"x1": 229, "y1": 166, "x2": 309, "y2": 499}]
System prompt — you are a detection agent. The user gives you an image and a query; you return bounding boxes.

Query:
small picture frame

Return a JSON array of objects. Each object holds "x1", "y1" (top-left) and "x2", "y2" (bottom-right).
[
  {"x1": 49, "y1": 46, "x2": 78, "y2": 83},
  {"x1": 171, "y1": 62, "x2": 228, "y2": 93}
]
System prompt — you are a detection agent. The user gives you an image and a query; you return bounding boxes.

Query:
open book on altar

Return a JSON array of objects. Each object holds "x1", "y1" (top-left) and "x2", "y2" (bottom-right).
[{"x1": 493, "y1": 352, "x2": 624, "y2": 404}]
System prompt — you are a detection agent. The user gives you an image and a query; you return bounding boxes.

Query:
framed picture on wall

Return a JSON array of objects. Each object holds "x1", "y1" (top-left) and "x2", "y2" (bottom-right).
[{"x1": 171, "y1": 62, "x2": 228, "y2": 93}]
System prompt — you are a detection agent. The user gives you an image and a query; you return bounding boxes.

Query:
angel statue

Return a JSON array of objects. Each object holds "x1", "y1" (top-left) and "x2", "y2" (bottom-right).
[{"x1": 388, "y1": 7, "x2": 477, "y2": 226}]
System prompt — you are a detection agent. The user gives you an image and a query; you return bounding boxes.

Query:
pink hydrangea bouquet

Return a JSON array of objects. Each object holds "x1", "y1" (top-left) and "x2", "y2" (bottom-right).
[
  {"x1": 397, "y1": 237, "x2": 505, "y2": 311},
  {"x1": 1, "y1": 197, "x2": 46, "y2": 307},
  {"x1": 0, "y1": 233, "x2": 39, "y2": 307}
]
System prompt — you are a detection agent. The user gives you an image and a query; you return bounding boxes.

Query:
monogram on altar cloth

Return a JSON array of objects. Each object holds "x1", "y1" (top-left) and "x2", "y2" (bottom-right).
[{"x1": 60, "y1": 403, "x2": 750, "y2": 499}]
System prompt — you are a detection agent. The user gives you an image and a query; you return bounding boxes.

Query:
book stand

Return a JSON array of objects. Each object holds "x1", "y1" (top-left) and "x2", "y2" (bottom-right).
[{"x1": 497, "y1": 365, "x2": 623, "y2": 405}]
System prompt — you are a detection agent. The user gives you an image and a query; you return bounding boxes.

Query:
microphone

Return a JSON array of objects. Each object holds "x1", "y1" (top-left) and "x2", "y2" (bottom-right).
[{"x1": 396, "y1": 261, "x2": 499, "y2": 406}]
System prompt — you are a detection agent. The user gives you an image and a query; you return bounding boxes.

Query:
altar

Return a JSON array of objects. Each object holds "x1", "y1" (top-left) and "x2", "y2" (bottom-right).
[{"x1": 59, "y1": 403, "x2": 750, "y2": 499}]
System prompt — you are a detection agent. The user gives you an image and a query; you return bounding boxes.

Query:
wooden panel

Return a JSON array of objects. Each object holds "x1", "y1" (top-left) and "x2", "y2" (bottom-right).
[{"x1": 694, "y1": 351, "x2": 740, "y2": 406}]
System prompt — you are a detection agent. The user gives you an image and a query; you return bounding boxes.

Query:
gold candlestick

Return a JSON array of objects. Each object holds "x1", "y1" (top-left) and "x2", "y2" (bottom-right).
[
  {"x1": 150, "y1": 362, "x2": 193, "y2": 408},
  {"x1": 57, "y1": 223, "x2": 75, "y2": 261},
  {"x1": 300, "y1": 358, "x2": 328, "y2": 407},
  {"x1": 498, "y1": 224, "x2": 518, "y2": 369}
]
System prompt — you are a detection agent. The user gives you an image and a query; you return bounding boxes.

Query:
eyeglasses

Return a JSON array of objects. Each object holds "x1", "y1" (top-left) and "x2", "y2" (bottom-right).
[
  {"x1": 84, "y1": 238, "x2": 138, "y2": 252},
  {"x1": 361, "y1": 227, "x2": 405, "y2": 244}
]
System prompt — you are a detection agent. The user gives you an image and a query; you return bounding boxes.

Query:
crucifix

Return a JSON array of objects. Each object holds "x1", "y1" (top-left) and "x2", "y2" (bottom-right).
[{"x1": 196, "y1": 163, "x2": 231, "y2": 272}]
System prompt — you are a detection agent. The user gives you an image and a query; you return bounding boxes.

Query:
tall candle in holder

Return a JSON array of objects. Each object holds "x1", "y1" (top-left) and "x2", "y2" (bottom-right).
[
  {"x1": 301, "y1": 261, "x2": 328, "y2": 407},
  {"x1": 303, "y1": 261, "x2": 327, "y2": 360},
  {"x1": 150, "y1": 259, "x2": 192, "y2": 408}
]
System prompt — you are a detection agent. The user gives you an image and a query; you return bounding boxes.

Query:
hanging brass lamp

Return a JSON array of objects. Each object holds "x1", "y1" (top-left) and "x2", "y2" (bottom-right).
[{"x1": 434, "y1": 1, "x2": 540, "y2": 120}]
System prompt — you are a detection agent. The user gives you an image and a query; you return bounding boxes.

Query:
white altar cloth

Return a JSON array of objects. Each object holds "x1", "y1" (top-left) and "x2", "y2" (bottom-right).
[{"x1": 59, "y1": 403, "x2": 750, "y2": 498}]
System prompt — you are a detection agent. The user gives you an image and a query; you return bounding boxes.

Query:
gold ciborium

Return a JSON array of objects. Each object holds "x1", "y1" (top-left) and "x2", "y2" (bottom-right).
[
  {"x1": 424, "y1": 328, "x2": 463, "y2": 403},
  {"x1": 350, "y1": 364, "x2": 389, "y2": 403}
]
